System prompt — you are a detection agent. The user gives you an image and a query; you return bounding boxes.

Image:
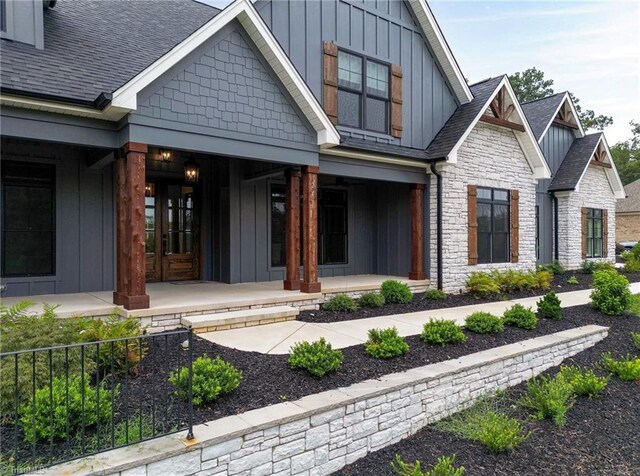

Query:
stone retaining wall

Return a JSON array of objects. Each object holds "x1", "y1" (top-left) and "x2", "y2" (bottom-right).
[{"x1": 46, "y1": 325, "x2": 607, "y2": 476}]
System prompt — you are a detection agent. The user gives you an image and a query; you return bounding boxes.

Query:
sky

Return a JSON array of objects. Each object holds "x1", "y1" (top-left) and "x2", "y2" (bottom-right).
[{"x1": 200, "y1": 0, "x2": 640, "y2": 144}]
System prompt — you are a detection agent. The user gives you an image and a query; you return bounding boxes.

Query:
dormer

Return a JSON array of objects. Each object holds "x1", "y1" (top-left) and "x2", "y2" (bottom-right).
[{"x1": 0, "y1": 0, "x2": 55, "y2": 50}]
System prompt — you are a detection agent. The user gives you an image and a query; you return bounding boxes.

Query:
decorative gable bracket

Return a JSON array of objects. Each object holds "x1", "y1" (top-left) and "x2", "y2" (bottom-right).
[{"x1": 479, "y1": 86, "x2": 525, "y2": 132}]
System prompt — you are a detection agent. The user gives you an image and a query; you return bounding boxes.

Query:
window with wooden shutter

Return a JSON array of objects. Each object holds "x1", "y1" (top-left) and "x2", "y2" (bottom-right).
[
  {"x1": 390, "y1": 64, "x2": 403, "y2": 138},
  {"x1": 323, "y1": 41, "x2": 338, "y2": 125},
  {"x1": 603, "y1": 209, "x2": 608, "y2": 258},
  {"x1": 468, "y1": 185, "x2": 478, "y2": 265},
  {"x1": 581, "y1": 207, "x2": 587, "y2": 259},
  {"x1": 510, "y1": 190, "x2": 519, "y2": 263}
]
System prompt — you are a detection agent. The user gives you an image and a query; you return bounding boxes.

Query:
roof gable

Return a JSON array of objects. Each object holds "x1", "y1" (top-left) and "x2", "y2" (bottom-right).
[{"x1": 521, "y1": 92, "x2": 585, "y2": 142}]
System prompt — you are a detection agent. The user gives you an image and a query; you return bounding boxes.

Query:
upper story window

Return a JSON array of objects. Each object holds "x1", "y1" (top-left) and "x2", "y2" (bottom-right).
[
  {"x1": 337, "y1": 50, "x2": 390, "y2": 134},
  {"x1": 0, "y1": 0, "x2": 7, "y2": 33}
]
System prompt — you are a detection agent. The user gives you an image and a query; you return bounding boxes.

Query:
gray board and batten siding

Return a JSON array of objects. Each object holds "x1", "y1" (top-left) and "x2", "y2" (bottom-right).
[
  {"x1": 255, "y1": 0, "x2": 459, "y2": 149},
  {"x1": 536, "y1": 124, "x2": 577, "y2": 263}
]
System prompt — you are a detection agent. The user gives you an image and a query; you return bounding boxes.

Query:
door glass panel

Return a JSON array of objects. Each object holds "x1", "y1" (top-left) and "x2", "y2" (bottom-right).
[
  {"x1": 166, "y1": 185, "x2": 195, "y2": 255},
  {"x1": 145, "y1": 183, "x2": 155, "y2": 254}
]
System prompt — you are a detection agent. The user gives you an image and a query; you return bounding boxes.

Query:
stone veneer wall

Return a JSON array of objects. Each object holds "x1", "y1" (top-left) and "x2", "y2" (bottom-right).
[
  {"x1": 615, "y1": 212, "x2": 639, "y2": 244},
  {"x1": 46, "y1": 326, "x2": 607, "y2": 476},
  {"x1": 429, "y1": 121, "x2": 538, "y2": 293},
  {"x1": 557, "y1": 165, "x2": 617, "y2": 269}
]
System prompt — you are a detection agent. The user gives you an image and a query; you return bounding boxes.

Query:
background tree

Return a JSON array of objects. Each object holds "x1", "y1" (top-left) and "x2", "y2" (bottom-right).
[
  {"x1": 508, "y1": 67, "x2": 613, "y2": 131},
  {"x1": 611, "y1": 120, "x2": 640, "y2": 185}
]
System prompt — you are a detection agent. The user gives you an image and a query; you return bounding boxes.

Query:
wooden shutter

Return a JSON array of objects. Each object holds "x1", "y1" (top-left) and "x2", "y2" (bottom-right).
[
  {"x1": 390, "y1": 64, "x2": 403, "y2": 138},
  {"x1": 510, "y1": 190, "x2": 519, "y2": 263},
  {"x1": 468, "y1": 185, "x2": 478, "y2": 265},
  {"x1": 581, "y1": 207, "x2": 587, "y2": 259},
  {"x1": 323, "y1": 42, "x2": 338, "y2": 125},
  {"x1": 603, "y1": 209, "x2": 608, "y2": 258}
]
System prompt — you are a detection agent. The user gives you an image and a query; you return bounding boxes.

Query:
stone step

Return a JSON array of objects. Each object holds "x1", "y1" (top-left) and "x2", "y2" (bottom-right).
[{"x1": 182, "y1": 305, "x2": 299, "y2": 333}]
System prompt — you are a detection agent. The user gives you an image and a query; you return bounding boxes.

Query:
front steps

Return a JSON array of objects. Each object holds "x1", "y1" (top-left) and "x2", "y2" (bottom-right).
[{"x1": 181, "y1": 305, "x2": 299, "y2": 333}]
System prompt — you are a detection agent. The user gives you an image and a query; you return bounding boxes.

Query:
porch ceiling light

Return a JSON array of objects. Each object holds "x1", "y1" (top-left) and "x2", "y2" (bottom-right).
[
  {"x1": 184, "y1": 158, "x2": 200, "y2": 183},
  {"x1": 159, "y1": 149, "x2": 172, "y2": 162}
]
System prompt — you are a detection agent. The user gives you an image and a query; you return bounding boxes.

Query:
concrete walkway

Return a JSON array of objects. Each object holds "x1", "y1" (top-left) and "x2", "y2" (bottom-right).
[{"x1": 200, "y1": 282, "x2": 640, "y2": 354}]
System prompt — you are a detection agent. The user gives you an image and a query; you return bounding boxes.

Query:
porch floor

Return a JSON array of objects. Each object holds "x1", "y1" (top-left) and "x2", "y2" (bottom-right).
[{"x1": 1, "y1": 275, "x2": 428, "y2": 319}]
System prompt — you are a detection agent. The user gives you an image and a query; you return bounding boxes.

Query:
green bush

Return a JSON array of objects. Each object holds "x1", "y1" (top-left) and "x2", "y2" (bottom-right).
[
  {"x1": 567, "y1": 275, "x2": 579, "y2": 285},
  {"x1": 557, "y1": 365, "x2": 607, "y2": 398},
  {"x1": 623, "y1": 257, "x2": 640, "y2": 273},
  {"x1": 502, "y1": 304, "x2": 537, "y2": 330},
  {"x1": 421, "y1": 319, "x2": 467, "y2": 346},
  {"x1": 581, "y1": 260, "x2": 616, "y2": 274},
  {"x1": 537, "y1": 261, "x2": 565, "y2": 275},
  {"x1": 631, "y1": 332, "x2": 640, "y2": 351},
  {"x1": 601, "y1": 353, "x2": 640, "y2": 381},
  {"x1": 466, "y1": 272, "x2": 501, "y2": 297},
  {"x1": 464, "y1": 312, "x2": 503, "y2": 334},
  {"x1": 364, "y1": 327, "x2": 409, "y2": 359},
  {"x1": 425, "y1": 289, "x2": 447, "y2": 300},
  {"x1": 358, "y1": 291, "x2": 386, "y2": 308},
  {"x1": 590, "y1": 269, "x2": 632, "y2": 316},
  {"x1": 289, "y1": 338, "x2": 343, "y2": 377},
  {"x1": 392, "y1": 454, "x2": 465, "y2": 476},
  {"x1": 323, "y1": 294, "x2": 359, "y2": 312},
  {"x1": 170, "y1": 355, "x2": 242, "y2": 406},
  {"x1": 381, "y1": 280, "x2": 413, "y2": 304},
  {"x1": 520, "y1": 374, "x2": 575, "y2": 426},
  {"x1": 466, "y1": 269, "x2": 552, "y2": 297},
  {"x1": 19, "y1": 373, "x2": 117, "y2": 443},
  {"x1": 536, "y1": 292, "x2": 563, "y2": 320}
]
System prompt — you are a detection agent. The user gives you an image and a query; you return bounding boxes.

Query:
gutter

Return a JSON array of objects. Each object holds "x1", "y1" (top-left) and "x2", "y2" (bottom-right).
[
  {"x1": 429, "y1": 161, "x2": 444, "y2": 291},
  {"x1": 0, "y1": 87, "x2": 112, "y2": 110}
]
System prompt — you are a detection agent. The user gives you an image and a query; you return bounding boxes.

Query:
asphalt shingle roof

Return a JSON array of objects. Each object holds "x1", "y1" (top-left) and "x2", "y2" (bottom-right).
[
  {"x1": 617, "y1": 178, "x2": 640, "y2": 213},
  {"x1": 339, "y1": 137, "x2": 429, "y2": 160},
  {"x1": 519, "y1": 93, "x2": 565, "y2": 141},
  {"x1": 0, "y1": 0, "x2": 219, "y2": 104},
  {"x1": 424, "y1": 76, "x2": 504, "y2": 160},
  {"x1": 548, "y1": 132, "x2": 602, "y2": 192}
]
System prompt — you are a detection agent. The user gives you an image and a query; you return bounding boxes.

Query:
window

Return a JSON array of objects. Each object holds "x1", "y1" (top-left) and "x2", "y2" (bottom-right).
[
  {"x1": 319, "y1": 189, "x2": 348, "y2": 265},
  {"x1": 535, "y1": 205, "x2": 539, "y2": 260},
  {"x1": 586, "y1": 208, "x2": 603, "y2": 258},
  {"x1": 270, "y1": 184, "x2": 287, "y2": 267},
  {"x1": 1, "y1": 162, "x2": 55, "y2": 277},
  {"x1": 337, "y1": 50, "x2": 390, "y2": 133},
  {"x1": 0, "y1": 0, "x2": 6, "y2": 33},
  {"x1": 477, "y1": 187, "x2": 510, "y2": 264}
]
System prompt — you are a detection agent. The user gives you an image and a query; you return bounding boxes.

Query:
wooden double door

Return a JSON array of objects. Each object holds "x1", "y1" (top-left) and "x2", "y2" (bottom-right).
[{"x1": 145, "y1": 180, "x2": 200, "y2": 282}]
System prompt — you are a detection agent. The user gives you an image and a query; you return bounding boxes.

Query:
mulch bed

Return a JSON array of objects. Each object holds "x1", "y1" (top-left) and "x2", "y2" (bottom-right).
[
  {"x1": 337, "y1": 309, "x2": 640, "y2": 476},
  {"x1": 298, "y1": 272, "x2": 640, "y2": 323}
]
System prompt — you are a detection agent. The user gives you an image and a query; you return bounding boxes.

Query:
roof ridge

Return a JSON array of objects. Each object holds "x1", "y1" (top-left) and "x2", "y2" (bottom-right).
[
  {"x1": 520, "y1": 92, "x2": 564, "y2": 105},
  {"x1": 470, "y1": 75, "x2": 506, "y2": 87}
]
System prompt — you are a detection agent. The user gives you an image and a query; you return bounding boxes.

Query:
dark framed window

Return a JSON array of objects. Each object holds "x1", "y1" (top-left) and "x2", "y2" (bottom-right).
[
  {"x1": 1, "y1": 161, "x2": 56, "y2": 277},
  {"x1": 586, "y1": 208, "x2": 603, "y2": 258},
  {"x1": 0, "y1": 0, "x2": 6, "y2": 33},
  {"x1": 337, "y1": 50, "x2": 390, "y2": 133},
  {"x1": 319, "y1": 189, "x2": 348, "y2": 265},
  {"x1": 477, "y1": 187, "x2": 510, "y2": 264}
]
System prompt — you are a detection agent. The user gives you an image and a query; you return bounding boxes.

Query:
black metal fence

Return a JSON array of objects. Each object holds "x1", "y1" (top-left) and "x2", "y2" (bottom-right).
[{"x1": 0, "y1": 328, "x2": 194, "y2": 474}]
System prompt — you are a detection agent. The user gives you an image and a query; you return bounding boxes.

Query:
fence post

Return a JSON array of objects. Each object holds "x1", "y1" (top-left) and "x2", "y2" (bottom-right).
[{"x1": 186, "y1": 327, "x2": 194, "y2": 440}]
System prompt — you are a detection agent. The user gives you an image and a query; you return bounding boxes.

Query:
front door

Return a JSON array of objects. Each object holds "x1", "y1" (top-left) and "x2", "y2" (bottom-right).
[{"x1": 145, "y1": 181, "x2": 200, "y2": 282}]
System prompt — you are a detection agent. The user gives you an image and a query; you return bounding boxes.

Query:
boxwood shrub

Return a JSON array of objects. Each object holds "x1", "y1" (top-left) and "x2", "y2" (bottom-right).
[
  {"x1": 381, "y1": 280, "x2": 413, "y2": 304},
  {"x1": 323, "y1": 294, "x2": 359, "y2": 312},
  {"x1": 364, "y1": 327, "x2": 409, "y2": 359},
  {"x1": 502, "y1": 304, "x2": 537, "y2": 330},
  {"x1": 358, "y1": 292, "x2": 386, "y2": 308},
  {"x1": 464, "y1": 312, "x2": 503, "y2": 334},
  {"x1": 170, "y1": 355, "x2": 242, "y2": 406},
  {"x1": 289, "y1": 338, "x2": 343, "y2": 377},
  {"x1": 421, "y1": 319, "x2": 467, "y2": 346},
  {"x1": 536, "y1": 292, "x2": 563, "y2": 320},
  {"x1": 590, "y1": 269, "x2": 631, "y2": 316}
]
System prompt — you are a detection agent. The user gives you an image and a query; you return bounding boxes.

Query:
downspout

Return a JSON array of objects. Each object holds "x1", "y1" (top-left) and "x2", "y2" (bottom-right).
[
  {"x1": 429, "y1": 162, "x2": 444, "y2": 291},
  {"x1": 552, "y1": 192, "x2": 559, "y2": 262}
]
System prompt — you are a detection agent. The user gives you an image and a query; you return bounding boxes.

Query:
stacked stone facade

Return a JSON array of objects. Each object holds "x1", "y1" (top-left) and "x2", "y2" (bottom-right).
[
  {"x1": 557, "y1": 165, "x2": 617, "y2": 269},
  {"x1": 430, "y1": 121, "x2": 538, "y2": 293}
]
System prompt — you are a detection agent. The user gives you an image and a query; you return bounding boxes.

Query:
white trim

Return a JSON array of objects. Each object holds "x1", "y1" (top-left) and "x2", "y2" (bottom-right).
[
  {"x1": 408, "y1": 0, "x2": 473, "y2": 104},
  {"x1": 322, "y1": 147, "x2": 430, "y2": 170},
  {"x1": 537, "y1": 92, "x2": 585, "y2": 143},
  {"x1": 445, "y1": 76, "x2": 551, "y2": 179},
  {"x1": 109, "y1": 0, "x2": 339, "y2": 147},
  {"x1": 574, "y1": 134, "x2": 626, "y2": 200},
  {"x1": 0, "y1": 93, "x2": 128, "y2": 120}
]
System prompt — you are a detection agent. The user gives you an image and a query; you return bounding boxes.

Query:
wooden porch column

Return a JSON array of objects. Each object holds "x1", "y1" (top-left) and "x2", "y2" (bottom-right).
[
  {"x1": 284, "y1": 168, "x2": 301, "y2": 290},
  {"x1": 113, "y1": 142, "x2": 150, "y2": 310},
  {"x1": 301, "y1": 166, "x2": 321, "y2": 293},
  {"x1": 409, "y1": 184, "x2": 426, "y2": 280}
]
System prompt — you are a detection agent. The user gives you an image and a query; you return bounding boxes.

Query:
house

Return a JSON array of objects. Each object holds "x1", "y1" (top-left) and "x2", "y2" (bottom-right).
[
  {"x1": 616, "y1": 178, "x2": 640, "y2": 245},
  {"x1": 521, "y1": 93, "x2": 625, "y2": 269},
  {"x1": 0, "y1": 0, "x2": 619, "y2": 312}
]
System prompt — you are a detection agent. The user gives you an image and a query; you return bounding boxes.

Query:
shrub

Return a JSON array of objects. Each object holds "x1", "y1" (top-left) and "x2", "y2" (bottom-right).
[
  {"x1": 392, "y1": 454, "x2": 465, "y2": 476},
  {"x1": 358, "y1": 292, "x2": 385, "y2": 308},
  {"x1": 19, "y1": 373, "x2": 116, "y2": 443},
  {"x1": 520, "y1": 374, "x2": 575, "y2": 426},
  {"x1": 464, "y1": 312, "x2": 503, "y2": 334},
  {"x1": 364, "y1": 327, "x2": 409, "y2": 359},
  {"x1": 581, "y1": 260, "x2": 616, "y2": 274},
  {"x1": 421, "y1": 319, "x2": 467, "y2": 346},
  {"x1": 381, "y1": 280, "x2": 413, "y2": 304},
  {"x1": 623, "y1": 257, "x2": 640, "y2": 273},
  {"x1": 288, "y1": 338, "x2": 343, "y2": 377},
  {"x1": 534, "y1": 270, "x2": 553, "y2": 290},
  {"x1": 631, "y1": 332, "x2": 640, "y2": 351},
  {"x1": 590, "y1": 269, "x2": 632, "y2": 316},
  {"x1": 601, "y1": 353, "x2": 640, "y2": 381},
  {"x1": 466, "y1": 272, "x2": 500, "y2": 298},
  {"x1": 536, "y1": 292, "x2": 563, "y2": 320},
  {"x1": 537, "y1": 261, "x2": 565, "y2": 275},
  {"x1": 322, "y1": 294, "x2": 358, "y2": 312},
  {"x1": 502, "y1": 304, "x2": 537, "y2": 330},
  {"x1": 567, "y1": 276, "x2": 579, "y2": 285},
  {"x1": 557, "y1": 365, "x2": 607, "y2": 398},
  {"x1": 425, "y1": 289, "x2": 447, "y2": 300},
  {"x1": 170, "y1": 355, "x2": 242, "y2": 406}
]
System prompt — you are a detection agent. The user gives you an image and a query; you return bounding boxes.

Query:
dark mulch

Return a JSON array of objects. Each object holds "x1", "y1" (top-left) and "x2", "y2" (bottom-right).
[
  {"x1": 337, "y1": 310, "x2": 640, "y2": 476},
  {"x1": 299, "y1": 272, "x2": 640, "y2": 323}
]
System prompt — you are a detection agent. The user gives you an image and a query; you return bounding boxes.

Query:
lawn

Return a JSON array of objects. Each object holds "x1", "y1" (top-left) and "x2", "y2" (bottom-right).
[{"x1": 628, "y1": 293, "x2": 640, "y2": 316}]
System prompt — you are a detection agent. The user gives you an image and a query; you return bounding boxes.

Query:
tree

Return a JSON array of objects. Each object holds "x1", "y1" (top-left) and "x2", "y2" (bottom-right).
[
  {"x1": 611, "y1": 120, "x2": 640, "y2": 185},
  {"x1": 508, "y1": 67, "x2": 613, "y2": 131}
]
